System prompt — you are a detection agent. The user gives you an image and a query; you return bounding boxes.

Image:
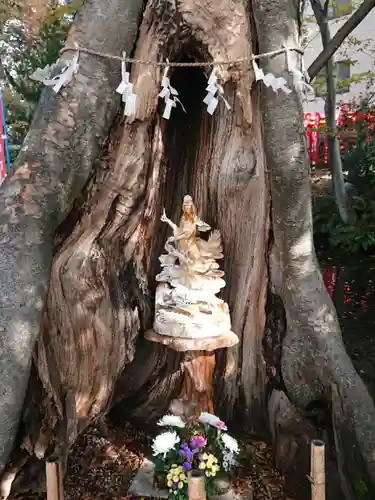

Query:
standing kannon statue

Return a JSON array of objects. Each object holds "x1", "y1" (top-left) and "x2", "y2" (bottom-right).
[
  {"x1": 154, "y1": 195, "x2": 232, "y2": 339},
  {"x1": 146, "y1": 195, "x2": 238, "y2": 417}
]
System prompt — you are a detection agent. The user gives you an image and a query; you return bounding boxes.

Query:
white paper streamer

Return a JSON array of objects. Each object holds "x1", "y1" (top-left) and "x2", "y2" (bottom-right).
[
  {"x1": 158, "y1": 62, "x2": 185, "y2": 119},
  {"x1": 115, "y1": 52, "x2": 137, "y2": 117},
  {"x1": 252, "y1": 60, "x2": 291, "y2": 94},
  {"x1": 203, "y1": 69, "x2": 231, "y2": 115},
  {"x1": 30, "y1": 46, "x2": 79, "y2": 94},
  {"x1": 284, "y1": 46, "x2": 314, "y2": 95}
]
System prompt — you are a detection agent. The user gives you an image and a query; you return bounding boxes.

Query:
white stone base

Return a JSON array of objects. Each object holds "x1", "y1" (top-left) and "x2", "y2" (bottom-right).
[
  {"x1": 154, "y1": 303, "x2": 231, "y2": 339},
  {"x1": 128, "y1": 458, "x2": 168, "y2": 498}
]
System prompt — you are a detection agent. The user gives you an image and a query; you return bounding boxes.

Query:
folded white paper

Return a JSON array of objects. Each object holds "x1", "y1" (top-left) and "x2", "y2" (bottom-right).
[
  {"x1": 203, "y1": 69, "x2": 231, "y2": 115},
  {"x1": 158, "y1": 63, "x2": 185, "y2": 119},
  {"x1": 30, "y1": 48, "x2": 80, "y2": 94},
  {"x1": 115, "y1": 53, "x2": 138, "y2": 117}
]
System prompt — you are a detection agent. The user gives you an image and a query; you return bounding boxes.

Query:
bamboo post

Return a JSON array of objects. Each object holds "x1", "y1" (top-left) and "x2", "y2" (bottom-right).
[
  {"x1": 310, "y1": 439, "x2": 326, "y2": 500},
  {"x1": 46, "y1": 455, "x2": 64, "y2": 500},
  {"x1": 188, "y1": 470, "x2": 206, "y2": 500}
]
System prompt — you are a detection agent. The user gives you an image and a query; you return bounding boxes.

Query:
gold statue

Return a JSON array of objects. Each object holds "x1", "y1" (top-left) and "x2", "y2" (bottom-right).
[{"x1": 160, "y1": 195, "x2": 223, "y2": 267}]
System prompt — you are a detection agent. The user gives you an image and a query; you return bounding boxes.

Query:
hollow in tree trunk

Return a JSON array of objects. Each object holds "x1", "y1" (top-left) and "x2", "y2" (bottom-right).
[{"x1": 0, "y1": 0, "x2": 375, "y2": 498}]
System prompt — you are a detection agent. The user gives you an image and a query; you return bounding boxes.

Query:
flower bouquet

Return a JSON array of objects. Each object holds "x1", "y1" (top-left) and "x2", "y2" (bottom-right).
[{"x1": 151, "y1": 412, "x2": 239, "y2": 499}]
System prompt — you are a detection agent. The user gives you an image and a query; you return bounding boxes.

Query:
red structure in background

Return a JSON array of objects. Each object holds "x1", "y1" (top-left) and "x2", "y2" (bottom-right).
[
  {"x1": 322, "y1": 266, "x2": 368, "y2": 311},
  {"x1": 322, "y1": 267, "x2": 337, "y2": 297},
  {"x1": 304, "y1": 104, "x2": 375, "y2": 166}
]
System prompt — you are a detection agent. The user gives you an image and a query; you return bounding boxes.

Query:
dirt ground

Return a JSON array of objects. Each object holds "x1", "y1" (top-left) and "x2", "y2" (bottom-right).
[
  {"x1": 311, "y1": 168, "x2": 332, "y2": 197},
  {"x1": 14, "y1": 420, "x2": 311, "y2": 500}
]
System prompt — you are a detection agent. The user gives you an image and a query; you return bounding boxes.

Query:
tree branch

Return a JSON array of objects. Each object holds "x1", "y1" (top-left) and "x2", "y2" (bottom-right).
[
  {"x1": 308, "y1": 0, "x2": 375, "y2": 80},
  {"x1": 310, "y1": 0, "x2": 352, "y2": 223}
]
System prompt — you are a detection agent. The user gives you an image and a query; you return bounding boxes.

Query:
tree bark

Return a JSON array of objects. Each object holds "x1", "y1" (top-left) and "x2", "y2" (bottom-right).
[
  {"x1": 0, "y1": 0, "x2": 144, "y2": 475},
  {"x1": 1, "y1": 0, "x2": 269, "y2": 494},
  {"x1": 252, "y1": 0, "x2": 375, "y2": 496},
  {"x1": 2, "y1": 0, "x2": 375, "y2": 497},
  {"x1": 91, "y1": 0, "x2": 269, "y2": 426}
]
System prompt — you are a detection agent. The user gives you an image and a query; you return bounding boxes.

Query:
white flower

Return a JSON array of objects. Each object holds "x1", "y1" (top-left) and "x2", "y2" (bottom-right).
[
  {"x1": 152, "y1": 431, "x2": 180, "y2": 457},
  {"x1": 221, "y1": 433, "x2": 239, "y2": 453},
  {"x1": 222, "y1": 450, "x2": 237, "y2": 471},
  {"x1": 198, "y1": 412, "x2": 227, "y2": 430},
  {"x1": 157, "y1": 414, "x2": 186, "y2": 428}
]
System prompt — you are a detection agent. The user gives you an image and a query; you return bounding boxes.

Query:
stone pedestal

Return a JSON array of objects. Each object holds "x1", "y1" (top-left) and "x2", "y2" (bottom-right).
[
  {"x1": 145, "y1": 330, "x2": 238, "y2": 417},
  {"x1": 127, "y1": 459, "x2": 236, "y2": 500}
]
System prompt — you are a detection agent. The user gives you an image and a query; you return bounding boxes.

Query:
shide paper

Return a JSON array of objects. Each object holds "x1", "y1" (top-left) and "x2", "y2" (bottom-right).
[
  {"x1": 115, "y1": 53, "x2": 137, "y2": 117},
  {"x1": 284, "y1": 46, "x2": 314, "y2": 95},
  {"x1": 30, "y1": 48, "x2": 79, "y2": 94},
  {"x1": 158, "y1": 62, "x2": 186, "y2": 120},
  {"x1": 252, "y1": 59, "x2": 291, "y2": 94},
  {"x1": 203, "y1": 69, "x2": 231, "y2": 115}
]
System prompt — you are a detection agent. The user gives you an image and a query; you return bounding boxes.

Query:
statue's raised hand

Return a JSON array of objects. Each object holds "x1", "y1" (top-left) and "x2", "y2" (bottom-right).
[
  {"x1": 160, "y1": 208, "x2": 168, "y2": 223},
  {"x1": 160, "y1": 207, "x2": 178, "y2": 233}
]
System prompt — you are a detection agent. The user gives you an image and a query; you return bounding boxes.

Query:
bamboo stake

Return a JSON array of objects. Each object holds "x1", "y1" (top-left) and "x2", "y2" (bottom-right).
[
  {"x1": 310, "y1": 439, "x2": 326, "y2": 500},
  {"x1": 188, "y1": 470, "x2": 206, "y2": 500},
  {"x1": 46, "y1": 455, "x2": 64, "y2": 500}
]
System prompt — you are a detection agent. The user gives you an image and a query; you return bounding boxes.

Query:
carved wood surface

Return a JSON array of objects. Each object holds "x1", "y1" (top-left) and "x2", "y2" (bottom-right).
[
  {"x1": 146, "y1": 329, "x2": 239, "y2": 415},
  {"x1": 181, "y1": 351, "x2": 216, "y2": 416}
]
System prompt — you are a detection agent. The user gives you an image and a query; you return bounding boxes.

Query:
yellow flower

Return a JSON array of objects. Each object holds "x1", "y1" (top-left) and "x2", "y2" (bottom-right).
[
  {"x1": 167, "y1": 480, "x2": 173, "y2": 487},
  {"x1": 180, "y1": 473, "x2": 186, "y2": 481},
  {"x1": 173, "y1": 476, "x2": 179, "y2": 483},
  {"x1": 172, "y1": 464, "x2": 178, "y2": 468},
  {"x1": 205, "y1": 470, "x2": 211, "y2": 477},
  {"x1": 199, "y1": 461, "x2": 206, "y2": 469},
  {"x1": 211, "y1": 469, "x2": 217, "y2": 477},
  {"x1": 202, "y1": 453, "x2": 208, "y2": 460},
  {"x1": 178, "y1": 482, "x2": 184, "y2": 489}
]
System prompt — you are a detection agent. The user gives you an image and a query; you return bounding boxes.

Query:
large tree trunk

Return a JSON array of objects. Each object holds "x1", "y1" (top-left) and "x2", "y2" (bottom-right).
[
  {"x1": 0, "y1": 0, "x2": 268, "y2": 494},
  {"x1": 0, "y1": 0, "x2": 144, "y2": 479},
  {"x1": 1, "y1": 0, "x2": 375, "y2": 498},
  {"x1": 252, "y1": 0, "x2": 375, "y2": 497}
]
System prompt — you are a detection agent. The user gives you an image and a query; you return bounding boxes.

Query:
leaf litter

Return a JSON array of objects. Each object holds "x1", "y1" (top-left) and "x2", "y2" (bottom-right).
[{"x1": 15, "y1": 421, "x2": 298, "y2": 500}]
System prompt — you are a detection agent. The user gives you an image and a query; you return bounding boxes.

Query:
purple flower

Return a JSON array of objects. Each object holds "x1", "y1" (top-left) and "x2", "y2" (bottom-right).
[
  {"x1": 182, "y1": 461, "x2": 192, "y2": 472},
  {"x1": 190, "y1": 435, "x2": 206, "y2": 448},
  {"x1": 180, "y1": 449, "x2": 192, "y2": 459},
  {"x1": 179, "y1": 442, "x2": 194, "y2": 461},
  {"x1": 172, "y1": 482, "x2": 179, "y2": 489}
]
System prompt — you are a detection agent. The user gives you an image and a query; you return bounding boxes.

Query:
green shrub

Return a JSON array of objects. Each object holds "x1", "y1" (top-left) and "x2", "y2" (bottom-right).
[
  {"x1": 342, "y1": 120, "x2": 375, "y2": 199},
  {"x1": 313, "y1": 195, "x2": 375, "y2": 254},
  {"x1": 313, "y1": 99, "x2": 375, "y2": 254}
]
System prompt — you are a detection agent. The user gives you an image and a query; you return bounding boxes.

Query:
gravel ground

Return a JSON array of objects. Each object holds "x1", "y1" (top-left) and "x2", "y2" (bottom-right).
[{"x1": 14, "y1": 421, "x2": 296, "y2": 500}]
